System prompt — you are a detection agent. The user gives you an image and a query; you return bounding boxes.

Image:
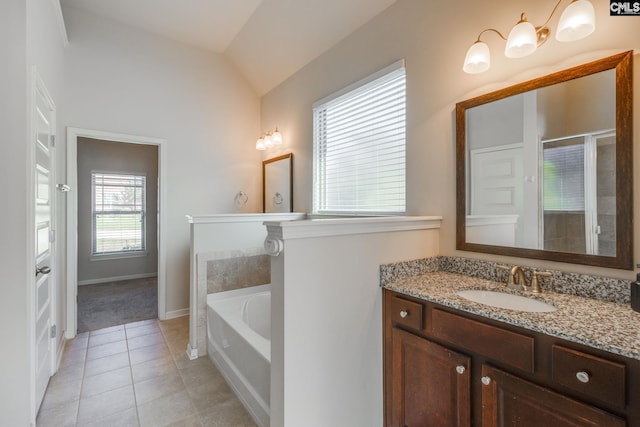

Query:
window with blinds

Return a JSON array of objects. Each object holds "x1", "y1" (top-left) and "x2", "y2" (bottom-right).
[
  {"x1": 313, "y1": 60, "x2": 406, "y2": 215},
  {"x1": 92, "y1": 172, "x2": 146, "y2": 255},
  {"x1": 543, "y1": 138, "x2": 585, "y2": 211}
]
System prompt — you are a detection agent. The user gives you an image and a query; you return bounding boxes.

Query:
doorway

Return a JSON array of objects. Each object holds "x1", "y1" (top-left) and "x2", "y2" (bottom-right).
[{"x1": 66, "y1": 128, "x2": 167, "y2": 338}]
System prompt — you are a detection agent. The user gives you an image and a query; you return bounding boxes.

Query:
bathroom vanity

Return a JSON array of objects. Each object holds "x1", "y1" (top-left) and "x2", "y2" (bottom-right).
[{"x1": 383, "y1": 271, "x2": 640, "y2": 426}]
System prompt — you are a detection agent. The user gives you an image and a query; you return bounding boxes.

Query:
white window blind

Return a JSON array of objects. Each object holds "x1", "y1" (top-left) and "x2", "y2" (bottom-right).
[
  {"x1": 313, "y1": 60, "x2": 406, "y2": 215},
  {"x1": 543, "y1": 138, "x2": 585, "y2": 211},
  {"x1": 92, "y1": 172, "x2": 146, "y2": 255}
]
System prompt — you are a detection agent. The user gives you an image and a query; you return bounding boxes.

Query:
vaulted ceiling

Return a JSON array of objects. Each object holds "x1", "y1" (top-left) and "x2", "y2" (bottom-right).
[{"x1": 60, "y1": 0, "x2": 397, "y2": 95}]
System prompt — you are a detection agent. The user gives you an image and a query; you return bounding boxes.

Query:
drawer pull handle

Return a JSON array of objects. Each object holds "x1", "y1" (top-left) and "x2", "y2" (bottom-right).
[
  {"x1": 399, "y1": 310, "x2": 408, "y2": 318},
  {"x1": 576, "y1": 371, "x2": 590, "y2": 383},
  {"x1": 455, "y1": 365, "x2": 466, "y2": 374},
  {"x1": 481, "y1": 376, "x2": 491, "y2": 385}
]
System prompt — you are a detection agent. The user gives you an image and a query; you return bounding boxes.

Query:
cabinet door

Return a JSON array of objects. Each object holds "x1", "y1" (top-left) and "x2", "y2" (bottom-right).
[
  {"x1": 391, "y1": 327, "x2": 471, "y2": 427},
  {"x1": 481, "y1": 365, "x2": 625, "y2": 427}
]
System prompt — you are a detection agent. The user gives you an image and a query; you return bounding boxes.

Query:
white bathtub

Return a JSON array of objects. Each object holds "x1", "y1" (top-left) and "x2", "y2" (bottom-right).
[{"x1": 207, "y1": 284, "x2": 271, "y2": 427}]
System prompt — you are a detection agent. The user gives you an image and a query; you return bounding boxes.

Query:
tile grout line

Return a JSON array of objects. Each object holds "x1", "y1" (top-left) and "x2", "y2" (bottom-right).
[{"x1": 125, "y1": 323, "x2": 143, "y2": 427}]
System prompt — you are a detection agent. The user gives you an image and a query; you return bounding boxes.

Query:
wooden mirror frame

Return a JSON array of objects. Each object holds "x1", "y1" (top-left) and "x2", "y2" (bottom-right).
[
  {"x1": 263, "y1": 153, "x2": 293, "y2": 213},
  {"x1": 456, "y1": 51, "x2": 633, "y2": 269}
]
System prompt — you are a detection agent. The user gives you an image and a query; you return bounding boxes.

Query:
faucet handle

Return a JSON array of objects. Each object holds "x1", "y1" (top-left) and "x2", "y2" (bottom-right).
[{"x1": 531, "y1": 271, "x2": 553, "y2": 293}]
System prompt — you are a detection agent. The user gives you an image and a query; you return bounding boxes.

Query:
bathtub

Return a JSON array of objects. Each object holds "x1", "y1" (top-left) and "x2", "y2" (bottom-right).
[{"x1": 207, "y1": 284, "x2": 271, "y2": 427}]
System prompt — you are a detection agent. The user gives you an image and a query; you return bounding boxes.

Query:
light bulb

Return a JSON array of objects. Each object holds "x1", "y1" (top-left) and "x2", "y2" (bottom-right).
[
  {"x1": 264, "y1": 134, "x2": 273, "y2": 148},
  {"x1": 505, "y1": 18, "x2": 537, "y2": 58},
  {"x1": 556, "y1": 0, "x2": 595, "y2": 42},
  {"x1": 271, "y1": 129, "x2": 283, "y2": 145},
  {"x1": 256, "y1": 137, "x2": 266, "y2": 150},
  {"x1": 463, "y1": 41, "x2": 490, "y2": 74}
]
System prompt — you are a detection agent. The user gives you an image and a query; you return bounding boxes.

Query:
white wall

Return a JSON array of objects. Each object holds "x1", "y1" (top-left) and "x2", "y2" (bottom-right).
[
  {"x1": 267, "y1": 219, "x2": 441, "y2": 426},
  {"x1": 261, "y1": 0, "x2": 640, "y2": 280},
  {"x1": 0, "y1": 0, "x2": 66, "y2": 424},
  {"x1": 63, "y1": 7, "x2": 262, "y2": 313}
]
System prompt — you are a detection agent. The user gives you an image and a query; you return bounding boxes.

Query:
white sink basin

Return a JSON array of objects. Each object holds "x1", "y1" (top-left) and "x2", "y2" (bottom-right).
[{"x1": 456, "y1": 290, "x2": 557, "y2": 313}]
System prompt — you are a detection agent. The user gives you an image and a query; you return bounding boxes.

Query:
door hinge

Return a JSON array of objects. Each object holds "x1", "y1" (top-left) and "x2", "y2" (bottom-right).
[
  {"x1": 50, "y1": 229, "x2": 56, "y2": 243},
  {"x1": 49, "y1": 135, "x2": 55, "y2": 147},
  {"x1": 50, "y1": 324, "x2": 57, "y2": 339}
]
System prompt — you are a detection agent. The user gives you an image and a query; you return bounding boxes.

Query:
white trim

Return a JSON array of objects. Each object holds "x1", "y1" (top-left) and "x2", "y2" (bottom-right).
[
  {"x1": 186, "y1": 344, "x2": 198, "y2": 360},
  {"x1": 66, "y1": 127, "x2": 167, "y2": 339},
  {"x1": 165, "y1": 308, "x2": 190, "y2": 319},
  {"x1": 186, "y1": 213, "x2": 306, "y2": 224},
  {"x1": 264, "y1": 216, "x2": 442, "y2": 241},
  {"x1": 89, "y1": 251, "x2": 148, "y2": 261},
  {"x1": 51, "y1": 0, "x2": 69, "y2": 47},
  {"x1": 78, "y1": 272, "x2": 158, "y2": 286},
  {"x1": 465, "y1": 215, "x2": 519, "y2": 227}
]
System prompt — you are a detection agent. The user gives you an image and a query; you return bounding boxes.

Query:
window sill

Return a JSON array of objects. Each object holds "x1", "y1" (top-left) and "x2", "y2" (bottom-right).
[{"x1": 90, "y1": 251, "x2": 148, "y2": 261}]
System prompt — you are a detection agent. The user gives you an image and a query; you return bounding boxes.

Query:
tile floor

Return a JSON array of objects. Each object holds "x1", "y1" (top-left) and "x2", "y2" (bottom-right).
[{"x1": 36, "y1": 317, "x2": 257, "y2": 427}]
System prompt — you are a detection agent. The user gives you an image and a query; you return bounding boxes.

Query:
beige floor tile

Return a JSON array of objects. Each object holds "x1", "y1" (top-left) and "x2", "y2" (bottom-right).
[
  {"x1": 197, "y1": 398, "x2": 257, "y2": 427},
  {"x1": 179, "y1": 358, "x2": 219, "y2": 388},
  {"x1": 84, "y1": 351, "x2": 131, "y2": 378},
  {"x1": 129, "y1": 342, "x2": 171, "y2": 365},
  {"x1": 134, "y1": 370, "x2": 186, "y2": 405},
  {"x1": 49, "y1": 363, "x2": 85, "y2": 387},
  {"x1": 166, "y1": 415, "x2": 203, "y2": 427},
  {"x1": 131, "y1": 355, "x2": 177, "y2": 383},
  {"x1": 88, "y1": 329, "x2": 127, "y2": 347},
  {"x1": 125, "y1": 322, "x2": 161, "y2": 338},
  {"x1": 81, "y1": 366, "x2": 132, "y2": 398},
  {"x1": 137, "y1": 389, "x2": 196, "y2": 427},
  {"x1": 36, "y1": 399, "x2": 78, "y2": 427},
  {"x1": 66, "y1": 332, "x2": 89, "y2": 351},
  {"x1": 86, "y1": 339, "x2": 128, "y2": 361},
  {"x1": 185, "y1": 373, "x2": 234, "y2": 414},
  {"x1": 127, "y1": 332, "x2": 165, "y2": 350},
  {"x1": 80, "y1": 406, "x2": 139, "y2": 427},
  {"x1": 90, "y1": 324, "x2": 125, "y2": 336},
  {"x1": 126, "y1": 319, "x2": 157, "y2": 330},
  {"x1": 58, "y1": 346, "x2": 87, "y2": 368},
  {"x1": 77, "y1": 384, "x2": 135, "y2": 424},
  {"x1": 40, "y1": 378, "x2": 82, "y2": 410}
]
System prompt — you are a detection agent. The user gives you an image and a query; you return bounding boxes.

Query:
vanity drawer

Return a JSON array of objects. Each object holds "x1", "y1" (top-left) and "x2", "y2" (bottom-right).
[
  {"x1": 431, "y1": 308, "x2": 534, "y2": 373},
  {"x1": 552, "y1": 345, "x2": 626, "y2": 408},
  {"x1": 390, "y1": 296, "x2": 423, "y2": 330}
]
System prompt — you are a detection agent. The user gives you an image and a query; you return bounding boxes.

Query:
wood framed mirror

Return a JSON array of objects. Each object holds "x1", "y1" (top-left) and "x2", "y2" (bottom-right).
[
  {"x1": 456, "y1": 51, "x2": 633, "y2": 269},
  {"x1": 263, "y1": 153, "x2": 293, "y2": 213}
]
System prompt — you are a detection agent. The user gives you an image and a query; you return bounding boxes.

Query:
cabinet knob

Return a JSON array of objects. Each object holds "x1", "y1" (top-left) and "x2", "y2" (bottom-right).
[
  {"x1": 455, "y1": 365, "x2": 466, "y2": 374},
  {"x1": 481, "y1": 376, "x2": 491, "y2": 385},
  {"x1": 399, "y1": 310, "x2": 408, "y2": 318},
  {"x1": 576, "y1": 371, "x2": 590, "y2": 383}
]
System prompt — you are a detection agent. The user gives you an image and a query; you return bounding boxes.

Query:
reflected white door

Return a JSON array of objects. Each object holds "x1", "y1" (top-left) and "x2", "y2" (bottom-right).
[{"x1": 33, "y1": 72, "x2": 56, "y2": 413}]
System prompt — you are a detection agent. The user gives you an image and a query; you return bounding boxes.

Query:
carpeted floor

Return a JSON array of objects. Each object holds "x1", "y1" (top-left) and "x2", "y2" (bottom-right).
[{"x1": 77, "y1": 277, "x2": 158, "y2": 333}]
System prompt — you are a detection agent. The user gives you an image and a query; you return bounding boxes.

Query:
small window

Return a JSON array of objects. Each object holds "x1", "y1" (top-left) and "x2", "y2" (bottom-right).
[
  {"x1": 92, "y1": 172, "x2": 146, "y2": 255},
  {"x1": 312, "y1": 60, "x2": 406, "y2": 215}
]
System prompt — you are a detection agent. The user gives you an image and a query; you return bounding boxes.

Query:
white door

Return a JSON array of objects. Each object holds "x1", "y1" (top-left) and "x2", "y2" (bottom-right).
[{"x1": 33, "y1": 72, "x2": 56, "y2": 413}]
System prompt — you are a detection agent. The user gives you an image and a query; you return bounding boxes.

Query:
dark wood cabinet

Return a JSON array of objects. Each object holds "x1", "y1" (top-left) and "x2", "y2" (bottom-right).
[
  {"x1": 390, "y1": 327, "x2": 471, "y2": 427},
  {"x1": 384, "y1": 289, "x2": 639, "y2": 427},
  {"x1": 481, "y1": 365, "x2": 625, "y2": 427}
]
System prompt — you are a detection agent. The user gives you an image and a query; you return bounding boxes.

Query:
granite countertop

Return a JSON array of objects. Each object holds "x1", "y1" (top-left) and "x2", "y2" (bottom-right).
[{"x1": 384, "y1": 271, "x2": 640, "y2": 360}]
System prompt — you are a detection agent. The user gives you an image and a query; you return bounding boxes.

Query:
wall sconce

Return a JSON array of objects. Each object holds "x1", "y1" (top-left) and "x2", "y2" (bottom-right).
[
  {"x1": 256, "y1": 128, "x2": 283, "y2": 150},
  {"x1": 463, "y1": 0, "x2": 595, "y2": 74}
]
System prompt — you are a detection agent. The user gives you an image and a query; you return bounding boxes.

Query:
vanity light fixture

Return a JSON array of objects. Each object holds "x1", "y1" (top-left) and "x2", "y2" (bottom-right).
[
  {"x1": 463, "y1": 0, "x2": 595, "y2": 74},
  {"x1": 255, "y1": 128, "x2": 283, "y2": 150}
]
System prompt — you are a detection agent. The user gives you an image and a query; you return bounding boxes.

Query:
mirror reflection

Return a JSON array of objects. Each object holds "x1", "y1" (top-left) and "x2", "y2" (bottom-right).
[
  {"x1": 456, "y1": 51, "x2": 633, "y2": 269},
  {"x1": 263, "y1": 153, "x2": 293, "y2": 213},
  {"x1": 465, "y1": 69, "x2": 615, "y2": 256}
]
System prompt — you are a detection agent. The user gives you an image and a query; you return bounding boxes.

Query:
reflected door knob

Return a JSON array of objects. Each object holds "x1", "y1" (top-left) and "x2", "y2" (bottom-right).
[{"x1": 36, "y1": 266, "x2": 51, "y2": 276}]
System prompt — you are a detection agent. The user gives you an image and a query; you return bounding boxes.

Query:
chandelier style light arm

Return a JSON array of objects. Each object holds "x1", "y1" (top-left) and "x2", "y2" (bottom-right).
[{"x1": 463, "y1": 0, "x2": 595, "y2": 74}]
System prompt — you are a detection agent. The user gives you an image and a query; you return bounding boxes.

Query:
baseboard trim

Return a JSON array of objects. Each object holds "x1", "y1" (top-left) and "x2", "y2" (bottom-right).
[
  {"x1": 78, "y1": 273, "x2": 158, "y2": 286},
  {"x1": 165, "y1": 308, "x2": 189, "y2": 319},
  {"x1": 186, "y1": 344, "x2": 198, "y2": 360}
]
